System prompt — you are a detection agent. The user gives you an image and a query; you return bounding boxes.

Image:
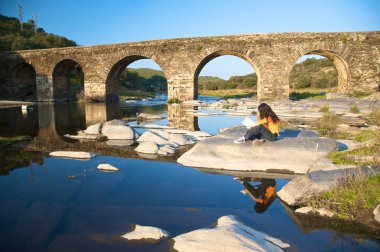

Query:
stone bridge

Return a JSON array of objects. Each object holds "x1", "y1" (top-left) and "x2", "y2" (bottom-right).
[{"x1": 1, "y1": 31, "x2": 379, "y2": 102}]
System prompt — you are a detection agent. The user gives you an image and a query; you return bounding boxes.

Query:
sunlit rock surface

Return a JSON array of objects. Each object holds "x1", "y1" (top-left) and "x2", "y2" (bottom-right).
[
  {"x1": 97, "y1": 163, "x2": 119, "y2": 172},
  {"x1": 121, "y1": 224, "x2": 170, "y2": 241},
  {"x1": 173, "y1": 215, "x2": 290, "y2": 252},
  {"x1": 374, "y1": 205, "x2": 380, "y2": 224},
  {"x1": 49, "y1": 151, "x2": 96, "y2": 159},
  {"x1": 177, "y1": 127, "x2": 338, "y2": 174},
  {"x1": 135, "y1": 141, "x2": 159, "y2": 154},
  {"x1": 138, "y1": 131, "x2": 168, "y2": 145},
  {"x1": 84, "y1": 123, "x2": 102, "y2": 135},
  {"x1": 101, "y1": 119, "x2": 138, "y2": 140}
]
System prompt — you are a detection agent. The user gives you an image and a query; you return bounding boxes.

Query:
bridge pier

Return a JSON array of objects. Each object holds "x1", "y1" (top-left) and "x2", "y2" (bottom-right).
[
  {"x1": 167, "y1": 75, "x2": 196, "y2": 101},
  {"x1": 36, "y1": 75, "x2": 54, "y2": 102}
]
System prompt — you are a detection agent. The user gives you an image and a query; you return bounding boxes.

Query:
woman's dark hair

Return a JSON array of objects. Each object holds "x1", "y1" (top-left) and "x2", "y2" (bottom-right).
[{"x1": 258, "y1": 103, "x2": 279, "y2": 122}]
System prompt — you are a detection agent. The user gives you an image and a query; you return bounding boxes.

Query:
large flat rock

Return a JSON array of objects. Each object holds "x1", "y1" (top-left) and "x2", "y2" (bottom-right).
[
  {"x1": 177, "y1": 128, "x2": 338, "y2": 174},
  {"x1": 173, "y1": 215, "x2": 289, "y2": 252}
]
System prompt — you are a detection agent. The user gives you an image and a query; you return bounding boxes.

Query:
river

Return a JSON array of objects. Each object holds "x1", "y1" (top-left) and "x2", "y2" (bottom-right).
[{"x1": 0, "y1": 96, "x2": 379, "y2": 251}]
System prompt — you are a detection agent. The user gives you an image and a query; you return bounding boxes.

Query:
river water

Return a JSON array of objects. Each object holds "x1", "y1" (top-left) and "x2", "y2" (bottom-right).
[{"x1": 0, "y1": 96, "x2": 379, "y2": 251}]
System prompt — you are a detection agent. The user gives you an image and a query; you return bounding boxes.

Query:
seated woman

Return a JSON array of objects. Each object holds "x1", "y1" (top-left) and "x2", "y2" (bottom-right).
[{"x1": 234, "y1": 103, "x2": 280, "y2": 144}]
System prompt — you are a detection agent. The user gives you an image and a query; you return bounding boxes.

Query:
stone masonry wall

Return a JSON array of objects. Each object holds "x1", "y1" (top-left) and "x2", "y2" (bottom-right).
[{"x1": 1, "y1": 31, "x2": 379, "y2": 102}]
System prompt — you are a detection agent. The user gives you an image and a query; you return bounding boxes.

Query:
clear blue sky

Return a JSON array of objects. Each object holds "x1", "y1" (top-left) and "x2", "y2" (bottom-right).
[{"x1": 1, "y1": 0, "x2": 379, "y2": 79}]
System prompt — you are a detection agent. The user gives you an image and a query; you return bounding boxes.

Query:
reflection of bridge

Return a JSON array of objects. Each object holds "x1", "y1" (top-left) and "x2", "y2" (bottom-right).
[
  {"x1": 34, "y1": 103, "x2": 199, "y2": 138},
  {"x1": 1, "y1": 32, "x2": 379, "y2": 102}
]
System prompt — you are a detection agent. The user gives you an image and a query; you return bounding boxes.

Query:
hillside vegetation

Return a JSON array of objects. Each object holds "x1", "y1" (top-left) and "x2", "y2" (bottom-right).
[
  {"x1": 121, "y1": 58, "x2": 336, "y2": 96},
  {"x1": 289, "y1": 58, "x2": 338, "y2": 89},
  {"x1": 0, "y1": 14, "x2": 77, "y2": 52}
]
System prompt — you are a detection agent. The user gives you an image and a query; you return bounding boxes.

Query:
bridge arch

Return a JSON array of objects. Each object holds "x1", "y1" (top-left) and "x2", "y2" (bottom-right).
[
  {"x1": 194, "y1": 50, "x2": 260, "y2": 99},
  {"x1": 52, "y1": 59, "x2": 84, "y2": 102},
  {"x1": 290, "y1": 49, "x2": 350, "y2": 94},
  {"x1": 8, "y1": 62, "x2": 37, "y2": 101},
  {"x1": 105, "y1": 55, "x2": 167, "y2": 102}
]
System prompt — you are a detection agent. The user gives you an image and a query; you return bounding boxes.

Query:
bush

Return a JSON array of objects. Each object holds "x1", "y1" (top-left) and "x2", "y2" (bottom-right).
[
  {"x1": 167, "y1": 98, "x2": 182, "y2": 104},
  {"x1": 310, "y1": 173, "x2": 380, "y2": 220},
  {"x1": 354, "y1": 130, "x2": 379, "y2": 142},
  {"x1": 349, "y1": 105, "x2": 360, "y2": 113},
  {"x1": 315, "y1": 112, "x2": 339, "y2": 136},
  {"x1": 319, "y1": 104, "x2": 330, "y2": 113},
  {"x1": 367, "y1": 107, "x2": 380, "y2": 126}
]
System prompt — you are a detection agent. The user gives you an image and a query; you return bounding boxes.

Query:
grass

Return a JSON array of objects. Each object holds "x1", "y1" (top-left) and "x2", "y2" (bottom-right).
[
  {"x1": 290, "y1": 91, "x2": 326, "y2": 100},
  {"x1": 367, "y1": 107, "x2": 380, "y2": 126},
  {"x1": 319, "y1": 104, "x2": 330, "y2": 113},
  {"x1": 354, "y1": 130, "x2": 379, "y2": 142},
  {"x1": 167, "y1": 98, "x2": 182, "y2": 104},
  {"x1": 314, "y1": 112, "x2": 340, "y2": 136},
  {"x1": 349, "y1": 105, "x2": 360, "y2": 113},
  {"x1": 329, "y1": 143, "x2": 380, "y2": 166},
  {"x1": 352, "y1": 91, "x2": 371, "y2": 98},
  {"x1": 309, "y1": 173, "x2": 380, "y2": 221},
  {"x1": 0, "y1": 136, "x2": 30, "y2": 146},
  {"x1": 198, "y1": 89, "x2": 256, "y2": 99}
]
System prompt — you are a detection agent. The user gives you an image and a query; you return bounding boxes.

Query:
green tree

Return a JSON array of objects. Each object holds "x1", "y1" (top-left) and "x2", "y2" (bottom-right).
[{"x1": 0, "y1": 14, "x2": 77, "y2": 52}]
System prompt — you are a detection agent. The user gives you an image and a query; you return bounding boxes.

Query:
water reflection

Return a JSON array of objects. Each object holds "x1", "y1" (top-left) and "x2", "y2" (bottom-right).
[
  {"x1": 0, "y1": 106, "x2": 38, "y2": 137},
  {"x1": 0, "y1": 149, "x2": 45, "y2": 176},
  {"x1": 167, "y1": 104, "x2": 199, "y2": 131},
  {"x1": 0, "y1": 102, "x2": 201, "y2": 139},
  {"x1": 236, "y1": 178, "x2": 276, "y2": 213}
]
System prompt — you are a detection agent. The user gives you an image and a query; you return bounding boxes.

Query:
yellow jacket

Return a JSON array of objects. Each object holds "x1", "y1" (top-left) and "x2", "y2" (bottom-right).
[{"x1": 257, "y1": 116, "x2": 279, "y2": 135}]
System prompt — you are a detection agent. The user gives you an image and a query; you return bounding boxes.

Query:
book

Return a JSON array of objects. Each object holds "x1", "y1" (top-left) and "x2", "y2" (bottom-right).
[{"x1": 242, "y1": 117, "x2": 255, "y2": 128}]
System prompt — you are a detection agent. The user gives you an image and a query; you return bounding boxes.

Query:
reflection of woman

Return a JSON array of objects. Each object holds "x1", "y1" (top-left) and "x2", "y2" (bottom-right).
[{"x1": 240, "y1": 178, "x2": 276, "y2": 213}]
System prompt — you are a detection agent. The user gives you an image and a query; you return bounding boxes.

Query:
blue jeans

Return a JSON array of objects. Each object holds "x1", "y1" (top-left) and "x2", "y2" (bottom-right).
[{"x1": 244, "y1": 125, "x2": 276, "y2": 141}]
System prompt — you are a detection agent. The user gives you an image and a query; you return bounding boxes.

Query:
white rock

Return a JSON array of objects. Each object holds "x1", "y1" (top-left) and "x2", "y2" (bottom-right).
[
  {"x1": 138, "y1": 131, "x2": 169, "y2": 145},
  {"x1": 101, "y1": 119, "x2": 138, "y2": 140},
  {"x1": 135, "y1": 141, "x2": 159, "y2": 154},
  {"x1": 166, "y1": 141, "x2": 180, "y2": 148},
  {"x1": 49, "y1": 151, "x2": 96, "y2": 159},
  {"x1": 157, "y1": 150, "x2": 169, "y2": 156},
  {"x1": 185, "y1": 131, "x2": 212, "y2": 140},
  {"x1": 97, "y1": 163, "x2": 119, "y2": 171},
  {"x1": 295, "y1": 206, "x2": 335, "y2": 217},
  {"x1": 84, "y1": 123, "x2": 102, "y2": 135},
  {"x1": 150, "y1": 129, "x2": 170, "y2": 140},
  {"x1": 169, "y1": 134, "x2": 194, "y2": 146},
  {"x1": 173, "y1": 215, "x2": 290, "y2": 252},
  {"x1": 374, "y1": 205, "x2": 380, "y2": 224},
  {"x1": 64, "y1": 134, "x2": 100, "y2": 140},
  {"x1": 177, "y1": 128, "x2": 338, "y2": 174},
  {"x1": 160, "y1": 145, "x2": 176, "y2": 154},
  {"x1": 122, "y1": 224, "x2": 170, "y2": 241}
]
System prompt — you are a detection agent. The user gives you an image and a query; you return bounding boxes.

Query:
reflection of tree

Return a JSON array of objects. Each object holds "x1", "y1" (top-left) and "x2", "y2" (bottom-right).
[{"x1": 0, "y1": 149, "x2": 44, "y2": 176}]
